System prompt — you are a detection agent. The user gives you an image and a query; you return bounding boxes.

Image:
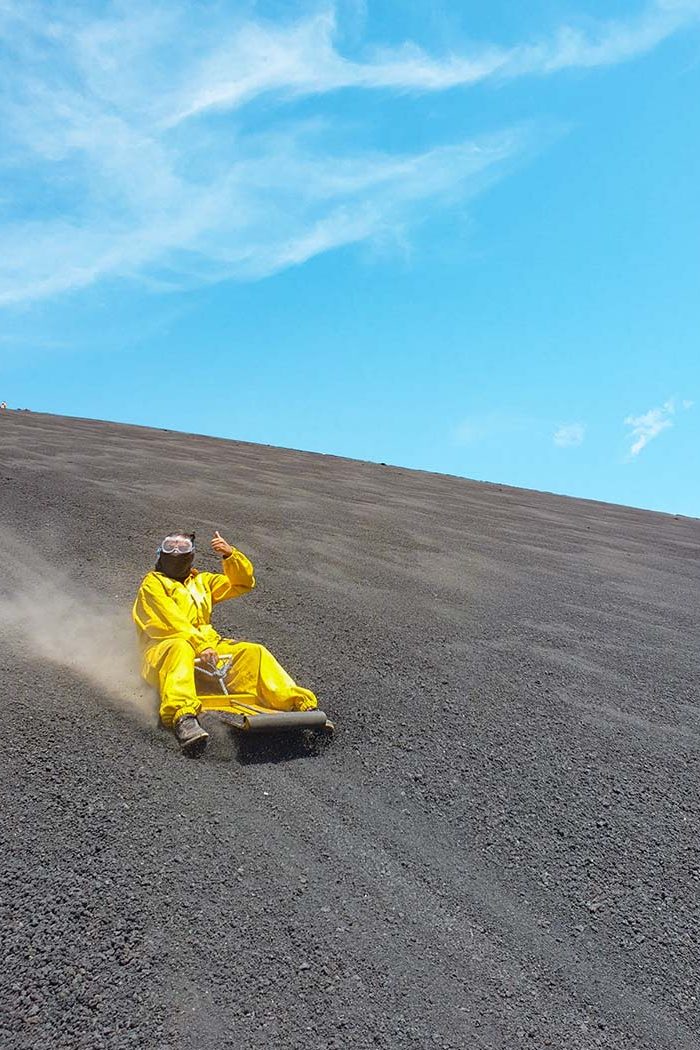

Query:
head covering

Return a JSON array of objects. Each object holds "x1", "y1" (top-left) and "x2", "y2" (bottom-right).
[{"x1": 156, "y1": 532, "x2": 195, "y2": 582}]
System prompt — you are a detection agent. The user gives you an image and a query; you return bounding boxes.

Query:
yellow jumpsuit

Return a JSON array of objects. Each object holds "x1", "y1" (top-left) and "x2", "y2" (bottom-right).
[{"x1": 132, "y1": 548, "x2": 317, "y2": 726}]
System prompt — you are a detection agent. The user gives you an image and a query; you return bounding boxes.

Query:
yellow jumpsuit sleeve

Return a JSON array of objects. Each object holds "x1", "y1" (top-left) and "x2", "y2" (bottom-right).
[
  {"x1": 132, "y1": 575, "x2": 211, "y2": 654},
  {"x1": 206, "y1": 548, "x2": 256, "y2": 604}
]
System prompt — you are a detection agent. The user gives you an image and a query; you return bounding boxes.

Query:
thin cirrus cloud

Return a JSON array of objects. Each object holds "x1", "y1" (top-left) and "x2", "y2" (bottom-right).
[
  {"x1": 624, "y1": 397, "x2": 694, "y2": 457},
  {"x1": 169, "y1": 1, "x2": 700, "y2": 124},
  {"x1": 0, "y1": 1, "x2": 699, "y2": 307},
  {"x1": 553, "y1": 423, "x2": 586, "y2": 448}
]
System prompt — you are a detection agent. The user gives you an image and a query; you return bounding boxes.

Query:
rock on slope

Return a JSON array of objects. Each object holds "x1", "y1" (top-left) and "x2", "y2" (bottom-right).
[{"x1": 1, "y1": 411, "x2": 699, "y2": 1050}]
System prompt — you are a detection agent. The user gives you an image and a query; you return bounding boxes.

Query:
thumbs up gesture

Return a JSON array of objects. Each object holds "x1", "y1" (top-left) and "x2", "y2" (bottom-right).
[{"x1": 211, "y1": 531, "x2": 234, "y2": 558}]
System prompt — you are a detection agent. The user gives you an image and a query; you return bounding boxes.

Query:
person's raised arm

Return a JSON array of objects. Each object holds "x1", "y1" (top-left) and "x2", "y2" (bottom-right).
[{"x1": 207, "y1": 531, "x2": 256, "y2": 603}]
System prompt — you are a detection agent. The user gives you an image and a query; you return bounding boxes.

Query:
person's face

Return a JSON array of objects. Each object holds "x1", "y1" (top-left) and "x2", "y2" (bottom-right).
[{"x1": 157, "y1": 534, "x2": 196, "y2": 580}]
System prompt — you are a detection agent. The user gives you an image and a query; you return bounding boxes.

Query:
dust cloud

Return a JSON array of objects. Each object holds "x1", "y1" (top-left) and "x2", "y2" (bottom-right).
[{"x1": 0, "y1": 530, "x2": 153, "y2": 722}]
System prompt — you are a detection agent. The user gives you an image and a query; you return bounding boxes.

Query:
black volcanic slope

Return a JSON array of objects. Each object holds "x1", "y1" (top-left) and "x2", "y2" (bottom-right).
[{"x1": 1, "y1": 410, "x2": 699, "y2": 1050}]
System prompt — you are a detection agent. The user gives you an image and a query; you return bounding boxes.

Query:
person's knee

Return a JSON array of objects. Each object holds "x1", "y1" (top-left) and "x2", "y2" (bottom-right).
[
  {"x1": 162, "y1": 638, "x2": 194, "y2": 664},
  {"x1": 157, "y1": 640, "x2": 196, "y2": 681},
  {"x1": 171, "y1": 638, "x2": 193, "y2": 655},
  {"x1": 234, "y1": 640, "x2": 267, "y2": 660}
]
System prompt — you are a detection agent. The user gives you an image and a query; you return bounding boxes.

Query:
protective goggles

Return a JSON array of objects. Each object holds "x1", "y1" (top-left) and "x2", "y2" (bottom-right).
[{"x1": 159, "y1": 535, "x2": 194, "y2": 555}]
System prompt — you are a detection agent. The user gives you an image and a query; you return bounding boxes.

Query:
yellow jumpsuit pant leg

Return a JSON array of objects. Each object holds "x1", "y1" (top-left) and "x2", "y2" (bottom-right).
[
  {"x1": 217, "y1": 640, "x2": 318, "y2": 712},
  {"x1": 142, "y1": 638, "x2": 201, "y2": 727}
]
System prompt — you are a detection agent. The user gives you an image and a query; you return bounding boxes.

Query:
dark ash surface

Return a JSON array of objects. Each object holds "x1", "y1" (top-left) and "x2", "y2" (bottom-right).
[{"x1": 1, "y1": 411, "x2": 699, "y2": 1050}]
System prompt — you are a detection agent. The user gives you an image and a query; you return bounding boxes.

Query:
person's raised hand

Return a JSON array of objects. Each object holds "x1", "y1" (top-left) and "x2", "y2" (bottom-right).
[
  {"x1": 211, "y1": 531, "x2": 233, "y2": 558},
  {"x1": 199, "y1": 647, "x2": 219, "y2": 668}
]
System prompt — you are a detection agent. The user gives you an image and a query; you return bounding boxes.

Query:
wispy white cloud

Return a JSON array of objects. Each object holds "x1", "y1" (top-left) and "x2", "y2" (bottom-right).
[
  {"x1": 624, "y1": 396, "x2": 693, "y2": 456},
  {"x1": 455, "y1": 415, "x2": 589, "y2": 449},
  {"x1": 553, "y1": 423, "x2": 586, "y2": 447},
  {"x1": 0, "y1": 0, "x2": 698, "y2": 307},
  {"x1": 0, "y1": 127, "x2": 523, "y2": 306},
  {"x1": 166, "y1": 1, "x2": 700, "y2": 124}
]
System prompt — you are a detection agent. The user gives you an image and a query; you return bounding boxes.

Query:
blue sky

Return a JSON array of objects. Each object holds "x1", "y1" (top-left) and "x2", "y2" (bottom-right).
[{"x1": 1, "y1": 0, "x2": 699, "y2": 516}]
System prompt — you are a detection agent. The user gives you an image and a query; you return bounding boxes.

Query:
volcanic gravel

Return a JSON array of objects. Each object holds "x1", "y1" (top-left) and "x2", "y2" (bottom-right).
[{"x1": 1, "y1": 410, "x2": 699, "y2": 1050}]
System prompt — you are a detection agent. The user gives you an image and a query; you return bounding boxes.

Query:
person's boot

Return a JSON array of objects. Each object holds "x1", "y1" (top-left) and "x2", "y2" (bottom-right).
[{"x1": 174, "y1": 715, "x2": 209, "y2": 755}]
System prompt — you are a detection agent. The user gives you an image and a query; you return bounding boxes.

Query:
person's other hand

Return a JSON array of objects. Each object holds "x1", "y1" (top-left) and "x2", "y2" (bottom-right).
[
  {"x1": 211, "y1": 531, "x2": 233, "y2": 558},
  {"x1": 199, "y1": 647, "x2": 219, "y2": 668}
]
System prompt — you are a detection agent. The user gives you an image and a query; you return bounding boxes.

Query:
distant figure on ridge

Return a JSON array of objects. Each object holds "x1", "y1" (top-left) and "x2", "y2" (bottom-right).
[{"x1": 132, "y1": 531, "x2": 318, "y2": 754}]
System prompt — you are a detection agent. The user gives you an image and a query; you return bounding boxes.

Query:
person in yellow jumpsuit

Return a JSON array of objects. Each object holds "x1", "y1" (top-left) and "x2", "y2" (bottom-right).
[{"x1": 132, "y1": 530, "x2": 318, "y2": 754}]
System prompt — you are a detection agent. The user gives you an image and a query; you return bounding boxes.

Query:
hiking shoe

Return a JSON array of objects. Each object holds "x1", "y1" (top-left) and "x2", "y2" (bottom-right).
[{"x1": 174, "y1": 716, "x2": 209, "y2": 755}]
